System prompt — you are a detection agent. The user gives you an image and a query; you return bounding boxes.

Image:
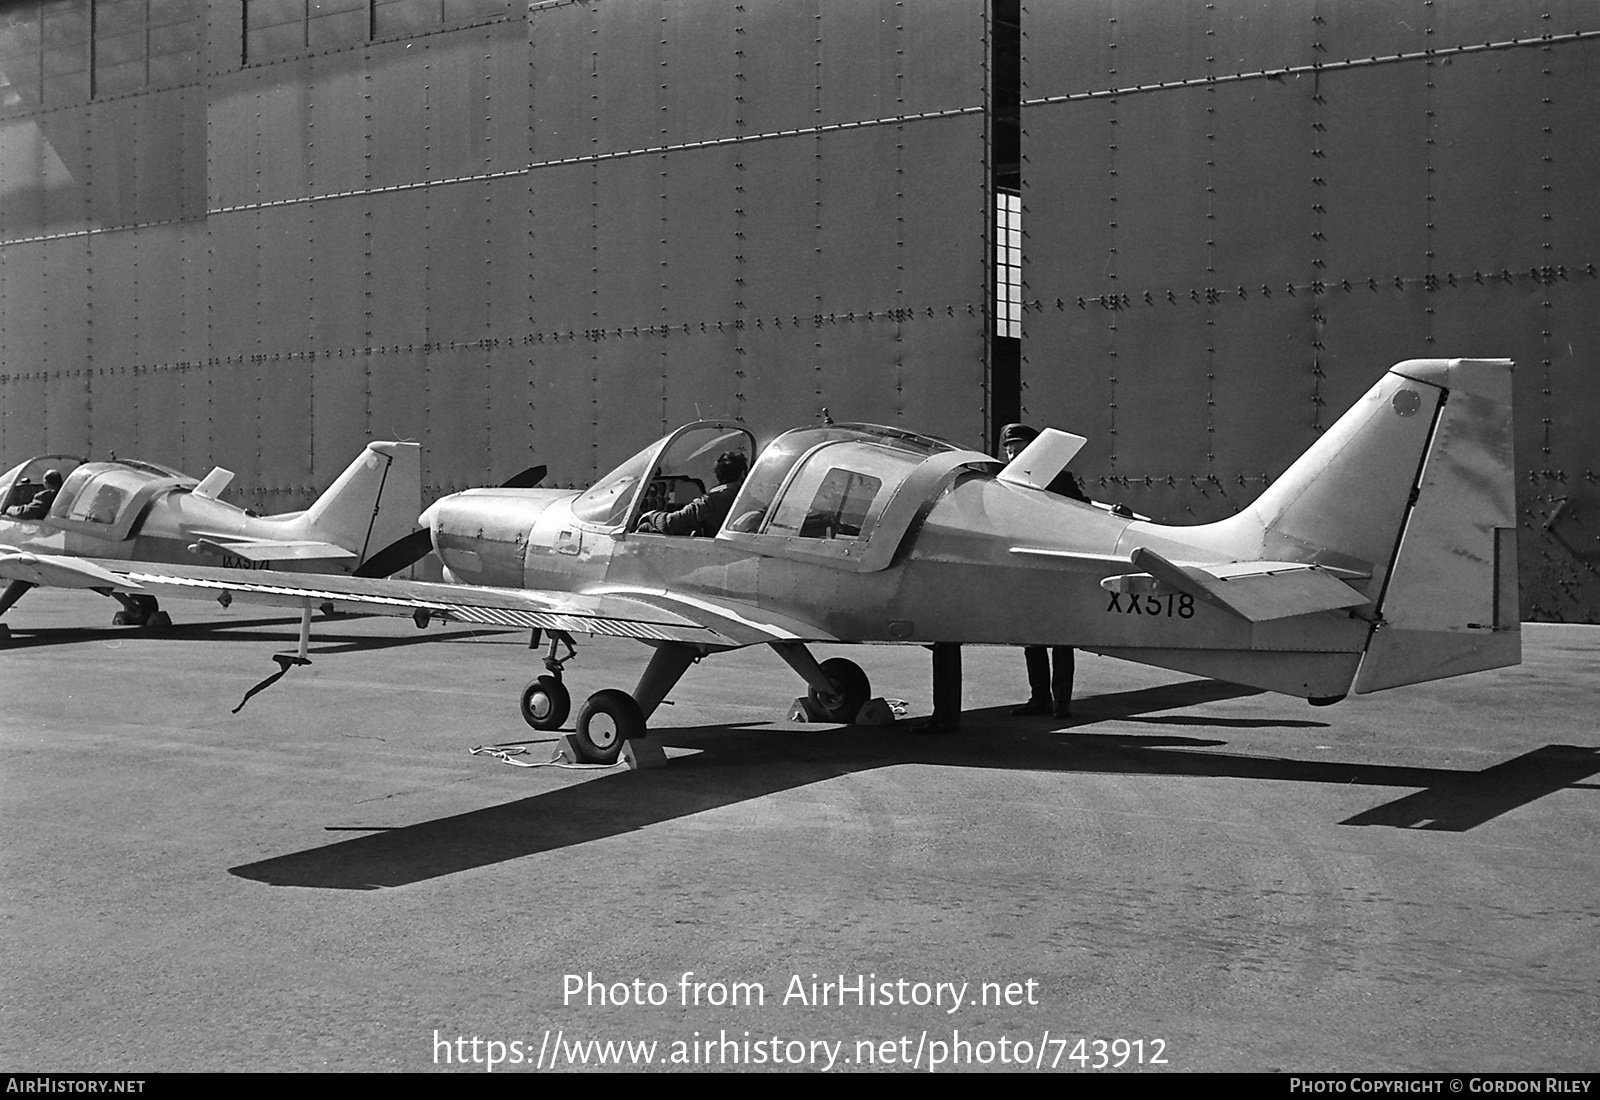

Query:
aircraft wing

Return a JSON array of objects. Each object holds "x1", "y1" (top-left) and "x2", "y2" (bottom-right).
[
  {"x1": 0, "y1": 548, "x2": 140, "y2": 590},
  {"x1": 188, "y1": 536, "x2": 358, "y2": 562},
  {"x1": 86, "y1": 560, "x2": 823, "y2": 647}
]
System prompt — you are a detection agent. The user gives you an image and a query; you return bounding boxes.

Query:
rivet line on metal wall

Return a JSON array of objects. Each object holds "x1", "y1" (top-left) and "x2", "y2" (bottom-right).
[
  {"x1": 0, "y1": 106, "x2": 983, "y2": 247},
  {"x1": 1021, "y1": 30, "x2": 1600, "y2": 109},
  {"x1": 0, "y1": 304, "x2": 958, "y2": 384},
  {"x1": 1049, "y1": 262, "x2": 1596, "y2": 314}
]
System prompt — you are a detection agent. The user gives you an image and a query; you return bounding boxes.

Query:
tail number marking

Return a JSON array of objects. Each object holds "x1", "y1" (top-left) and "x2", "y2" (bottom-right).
[
  {"x1": 1105, "y1": 592, "x2": 1194, "y2": 618},
  {"x1": 221, "y1": 554, "x2": 271, "y2": 570}
]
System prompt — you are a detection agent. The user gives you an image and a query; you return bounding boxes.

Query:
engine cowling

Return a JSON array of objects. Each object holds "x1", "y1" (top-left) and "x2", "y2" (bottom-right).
[{"x1": 422, "y1": 489, "x2": 566, "y2": 588}]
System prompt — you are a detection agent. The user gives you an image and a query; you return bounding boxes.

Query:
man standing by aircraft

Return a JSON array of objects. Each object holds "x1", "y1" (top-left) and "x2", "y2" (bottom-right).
[{"x1": 1000, "y1": 423, "x2": 1086, "y2": 720}]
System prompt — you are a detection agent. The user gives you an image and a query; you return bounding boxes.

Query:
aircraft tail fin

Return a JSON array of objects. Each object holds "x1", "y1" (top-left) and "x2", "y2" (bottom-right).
[
  {"x1": 1199, "y1": 358, "x2": 1520, "y2": 693},
  {"x1": 1348, "y1": 360, "x2": 1520, "y2": 692},
  {"x1": 300, "y1": 442, "x2": 423, "y2": 567}
]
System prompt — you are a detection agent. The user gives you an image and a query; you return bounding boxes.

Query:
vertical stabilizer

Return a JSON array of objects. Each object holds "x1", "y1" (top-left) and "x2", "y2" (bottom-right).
[
  {"x1": 301, "y1": 442, "x2": 423, "y2": 564},
  {"x1": 1352, "y1": 359, "x2": 1520, "y2": 692}
]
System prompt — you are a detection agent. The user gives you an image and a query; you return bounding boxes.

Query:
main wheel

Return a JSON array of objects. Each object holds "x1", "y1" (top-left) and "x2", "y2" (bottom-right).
[
  {"x1": 145, "y1": 610, "x2": 172, "y2": 630},
  {"x1": 519, "y1": 675, "x2": 571, "y2": 731},
  {"x1": 807, "y1": 657, "x2": 871, "y2": 723},
  {"x1": 573, "y1": 689, "x2": 646, "y2": 765},
  {"x1": 114, "y1": 595, "x2": 159, "y2": 626}
]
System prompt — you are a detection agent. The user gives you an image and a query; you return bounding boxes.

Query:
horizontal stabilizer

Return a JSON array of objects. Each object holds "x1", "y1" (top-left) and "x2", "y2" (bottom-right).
[
  {"x1": 0, "y1": 550, "x2": 140, "y2": 590},
  {"x1": 1114, "y1": 548, "x2": 1372, "y2": 622},
  {"x1": 189, "y1": 537, "x2": 357, "y2": 563}
]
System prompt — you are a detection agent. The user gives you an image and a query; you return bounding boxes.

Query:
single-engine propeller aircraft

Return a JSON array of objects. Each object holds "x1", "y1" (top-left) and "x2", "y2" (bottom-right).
[
  {"x1": 0, "y1": 441, "x2": 422, "y2": 637},
  {"x1": 63, "y1": 358, "x2": 1519, "y2": 764}
]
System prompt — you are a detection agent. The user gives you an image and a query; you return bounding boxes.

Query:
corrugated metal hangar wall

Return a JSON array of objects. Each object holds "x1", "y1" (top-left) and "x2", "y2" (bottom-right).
[
  {"x1": 0, "y1": 0, "x2": 1596, "y2": 621},
  {"x1": 1019, "y1": 0, "x2": 1599, "y2": 622},
  {"x1": 0, "y1": 0, "x2": 992, "y2": 496}
]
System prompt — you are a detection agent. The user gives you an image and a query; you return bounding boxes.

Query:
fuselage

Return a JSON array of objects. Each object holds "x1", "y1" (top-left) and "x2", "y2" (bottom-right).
[{"x1": 423, "y1": 472, "x2": 1368, "y2": 655}]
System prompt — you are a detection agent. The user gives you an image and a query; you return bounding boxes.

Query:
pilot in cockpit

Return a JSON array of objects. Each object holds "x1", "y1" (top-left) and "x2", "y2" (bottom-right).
[
  {"x1": 635, "y1": 451, "x2": 749, "y2": 537},
  {"x1": 8, "y1": 469, "x2": 62, "y2": 520}
]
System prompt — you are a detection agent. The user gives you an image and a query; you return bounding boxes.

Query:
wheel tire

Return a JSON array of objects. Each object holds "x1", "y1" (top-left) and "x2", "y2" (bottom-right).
[
  {"x1": 145, "y1": 610, "x2": 172, "y2": 630},
  {"x1": 807, "y1": 657, "x2": 871, "y2": 723},
  {"x1": 519, "y1": 675, "x2": 571, "y2": 731},
  {"x1": 112, "y1": 611, "x2": 131, "y2": 626},
  {"x1": 573, "y1": 689, "x2": 646, "y2": 765}
]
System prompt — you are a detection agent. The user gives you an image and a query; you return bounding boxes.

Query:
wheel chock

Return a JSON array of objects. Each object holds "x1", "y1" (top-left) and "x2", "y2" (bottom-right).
[
  {"x1": 788, "y1": 696, "x2": 830, "y2": 722},
  {"x1": 854, "y1": 697, "x2": 896, "y2": 726},
  {"x1": 622, "y1": 736, "x2": 668, "y2": 770},
  {"x1": 553, "y1": 735, "x2": 583, "y2": 764}
]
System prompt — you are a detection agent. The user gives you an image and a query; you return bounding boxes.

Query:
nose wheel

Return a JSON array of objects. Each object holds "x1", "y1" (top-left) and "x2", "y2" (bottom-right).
[{"x1": 519, "y1": 676, "x2": 571, "y2": 731}]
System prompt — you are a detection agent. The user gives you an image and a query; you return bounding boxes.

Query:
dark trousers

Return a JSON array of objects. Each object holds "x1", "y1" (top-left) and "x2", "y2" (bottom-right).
[
  {"x1": 1024, "y1": 646, "x2": 1074, "y2": 708},
  {"x1": 930, "y1": 643, "x2": 962, "y2": 728}
]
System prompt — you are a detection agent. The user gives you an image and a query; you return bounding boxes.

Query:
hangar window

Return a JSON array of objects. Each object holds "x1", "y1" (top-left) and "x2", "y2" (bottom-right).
[
  {"x1": 0, "y1": 0, "x2": 203, "y2": 111},
  {"x1": 995, "y1": 189, "x2": 1022, "y2": 339},
  {"x1": 244, "y1": 0, "x2": 512, "y2": 63}
]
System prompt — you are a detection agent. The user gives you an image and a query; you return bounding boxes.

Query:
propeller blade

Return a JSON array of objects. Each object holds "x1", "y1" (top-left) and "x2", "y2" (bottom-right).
[
  {"x1": 353, "y1": 528, "x2": 434, "y2": 578},
  {"x1": 501, "y1": 464, "x2": 547, "y2": 489}
]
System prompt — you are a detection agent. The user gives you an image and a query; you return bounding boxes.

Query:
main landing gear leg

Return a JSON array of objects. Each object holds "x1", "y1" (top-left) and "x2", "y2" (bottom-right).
[
  {"x1": 770, "y1": 641, "x2": 871, "y2": 724},
  {"x1": 565, "y1": 641, "x2": 704, "y2": 767},
  {"x1": 105, "y1": 591, "x2": 170, "y2": 629},
  {"x1": 0, "y1": 579, "x2": 35, "y2": 640}
]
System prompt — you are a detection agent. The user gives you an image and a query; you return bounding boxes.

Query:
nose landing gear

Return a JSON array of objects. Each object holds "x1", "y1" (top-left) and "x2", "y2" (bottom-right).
[{"x1": 519, "y1": 630, "x2": 578, "y2": 732}]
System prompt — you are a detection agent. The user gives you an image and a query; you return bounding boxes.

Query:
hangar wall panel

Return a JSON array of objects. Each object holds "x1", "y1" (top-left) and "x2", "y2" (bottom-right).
[
  {"x1": 3, "y1": 0, "x2": 989, "y2": 510},
  {"x1": 310, "y1": 354, "x2": 372, "y2": 492},
  {"x1": 1020, "y1": 0, "x2": 1600, "y2": 619},
  {"x1": 660, "y1": 0, "x2": 735, "y2": 143},
  {"x1": 40, "y1": 106, "x2": 93, "y2": 236},
  {"x1": 0, "y1": 117, "x2": 47, "y2": 236},
  {"x1": 44, "y1": 369, "x2": 90, "y2": 459},
  {"x1": 258, "y1": 204, "x2": 314, "y2": 351},
  {"x1": 658, "y1": 147, "x2": 739, "y2": 326},
  {"x1": 307, "y1": 195, "x2": 371, "y2": 352},
  {"x1": 307, "y1": 53, "x2": 370, "y2": 194},
  {"x1": 426, "y1": 180, "x2": 495, "y2": 343},
  {"x1": 2, "y1": 241, "x2": 52, "y2": 379},
  {"x1": 257, "y1": 355, "x2": 315, "y2": 506},
  {"x1": 86, "y1": 230, "x2": 139, "y2": 377}
]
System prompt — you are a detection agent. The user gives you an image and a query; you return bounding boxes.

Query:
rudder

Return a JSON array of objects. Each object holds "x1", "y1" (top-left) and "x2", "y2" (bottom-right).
[{"x1": 1353, "y1": 359, "x2": 1520, "y2": 692}]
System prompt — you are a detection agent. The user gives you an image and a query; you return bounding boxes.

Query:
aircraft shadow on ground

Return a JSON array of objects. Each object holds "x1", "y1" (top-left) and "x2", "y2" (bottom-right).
[{"x1": 229, "y1": 679, "x2": 1600, "y2": 890}]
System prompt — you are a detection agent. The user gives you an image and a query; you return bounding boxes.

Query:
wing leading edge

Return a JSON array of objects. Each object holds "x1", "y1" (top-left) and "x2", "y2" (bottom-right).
[{"x1": 88, "y1": 560, "x2": 832, "y2": 647}]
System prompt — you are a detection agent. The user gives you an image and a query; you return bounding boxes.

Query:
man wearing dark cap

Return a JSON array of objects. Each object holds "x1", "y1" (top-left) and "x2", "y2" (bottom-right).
[
  {"x1": 1000, "y1": 423, "x2": 1086, "y2": 720},
  {"x1": 636, "y1": 450, "x2": 749, "y2": 537},
  {"x1": 15, "y1": 468, "x2": 63, "y2": 520}
]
